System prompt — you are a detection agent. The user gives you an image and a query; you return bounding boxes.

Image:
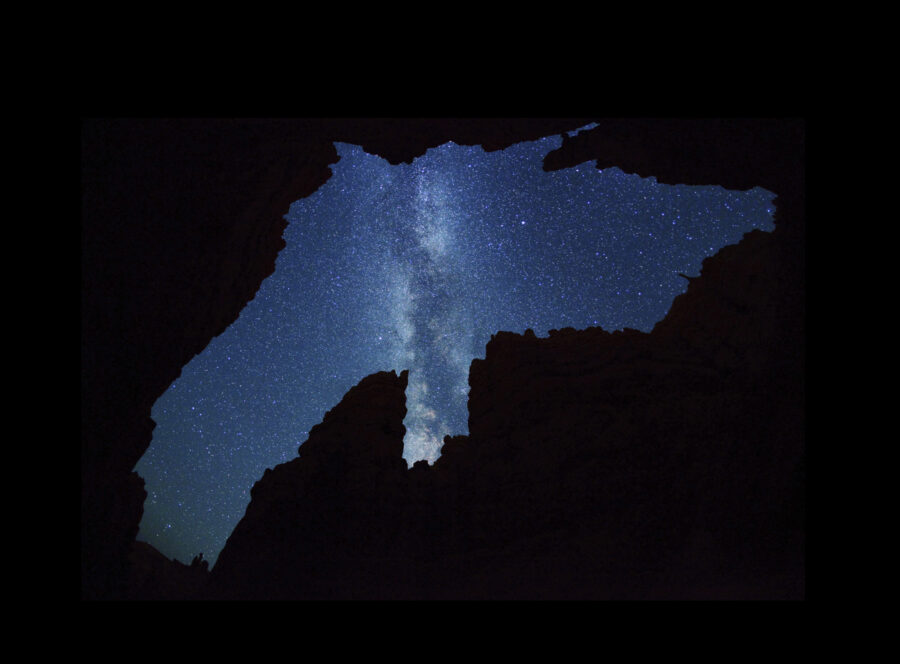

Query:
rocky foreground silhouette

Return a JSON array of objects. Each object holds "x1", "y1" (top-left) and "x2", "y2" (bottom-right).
[{"x1": 200, "y1": 221, "x2": 803, "y2": 599}]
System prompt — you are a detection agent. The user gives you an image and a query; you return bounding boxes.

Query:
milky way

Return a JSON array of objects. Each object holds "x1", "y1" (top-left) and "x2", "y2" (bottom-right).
[{"x1": 134, "y1": 127, "x2": 776, "y2": 567}]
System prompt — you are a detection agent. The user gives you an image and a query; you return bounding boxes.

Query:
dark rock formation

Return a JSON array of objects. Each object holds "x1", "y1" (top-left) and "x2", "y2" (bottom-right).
[
  {"x1": 126, "y1": 541, "x2": 210, "y2": 601},
  {"x1": 205, "y1": 370, "x2": 411, "y2": 600},
  {"x1": 204, "y1": 213, "x2": 804, "y2": 599},
  {"x1": 457, "y1": 224, "x2": 803, "y2": 599},
  {"x1": 81, "y1": 119, "x2": 339, "y2": 599},
  {"x1": 542, "y1": 118, "x2": 804, "y2": 211},
  {"x1": 81, "y1": 118, "x2": 804, "y2": 600}
]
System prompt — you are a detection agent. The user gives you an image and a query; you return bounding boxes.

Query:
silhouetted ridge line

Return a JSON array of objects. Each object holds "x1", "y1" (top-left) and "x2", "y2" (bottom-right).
[{"x1": 203, "y1": 222, "x2": 803, "y2": 599}]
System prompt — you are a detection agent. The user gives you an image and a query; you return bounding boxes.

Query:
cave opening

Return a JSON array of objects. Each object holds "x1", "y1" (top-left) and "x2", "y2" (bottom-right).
[{"x1": 133, "y1": 127, "x2": 777, "y2": 568}]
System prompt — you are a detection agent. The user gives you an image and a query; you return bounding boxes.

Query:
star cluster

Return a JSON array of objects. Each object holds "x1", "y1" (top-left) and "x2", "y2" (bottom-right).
[{"x1": 134, "y1": 127, "x2": 775, "y2": 567}]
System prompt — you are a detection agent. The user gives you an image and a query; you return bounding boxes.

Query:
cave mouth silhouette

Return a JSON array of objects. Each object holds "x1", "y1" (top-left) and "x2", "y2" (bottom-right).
[{"x1": 133, "y1": 131, "x2": 778, "y2": 570}]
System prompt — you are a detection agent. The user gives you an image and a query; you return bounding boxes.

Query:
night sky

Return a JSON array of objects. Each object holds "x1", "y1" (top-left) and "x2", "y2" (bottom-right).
[{"x1": 134, "y1": 125, "x2": 776, "y2": 567}]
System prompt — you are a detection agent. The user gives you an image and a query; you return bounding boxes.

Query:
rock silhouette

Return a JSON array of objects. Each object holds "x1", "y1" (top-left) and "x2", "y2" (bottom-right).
[
  {"x1": 205, "y1": 370, "x2": 412, "y2": 599},
  {"x1": 204, "y1": 218, "x2": 803, "y2": 599},
  {"x1": 127, "y1": 541, "x2": 209, "y2": 601},
  {"x1": 81, "y1": 118, "x2": 804, "y2": 600}
]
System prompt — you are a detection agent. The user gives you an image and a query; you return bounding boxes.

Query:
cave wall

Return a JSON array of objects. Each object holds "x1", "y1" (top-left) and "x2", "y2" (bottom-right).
[{"x1": 81, "y1": 117, "x2": 803, "y2": 600}]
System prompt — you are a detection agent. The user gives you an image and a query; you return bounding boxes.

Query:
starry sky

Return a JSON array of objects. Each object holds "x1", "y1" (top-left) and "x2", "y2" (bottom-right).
[{"x1": 134, "y1": 125, "x2": 776, "y2": 567}]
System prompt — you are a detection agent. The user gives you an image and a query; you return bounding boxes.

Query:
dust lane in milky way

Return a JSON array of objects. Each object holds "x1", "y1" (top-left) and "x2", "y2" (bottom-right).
[{"x1": 134, "y1": 128, "x2": 776, "y2": 567}]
